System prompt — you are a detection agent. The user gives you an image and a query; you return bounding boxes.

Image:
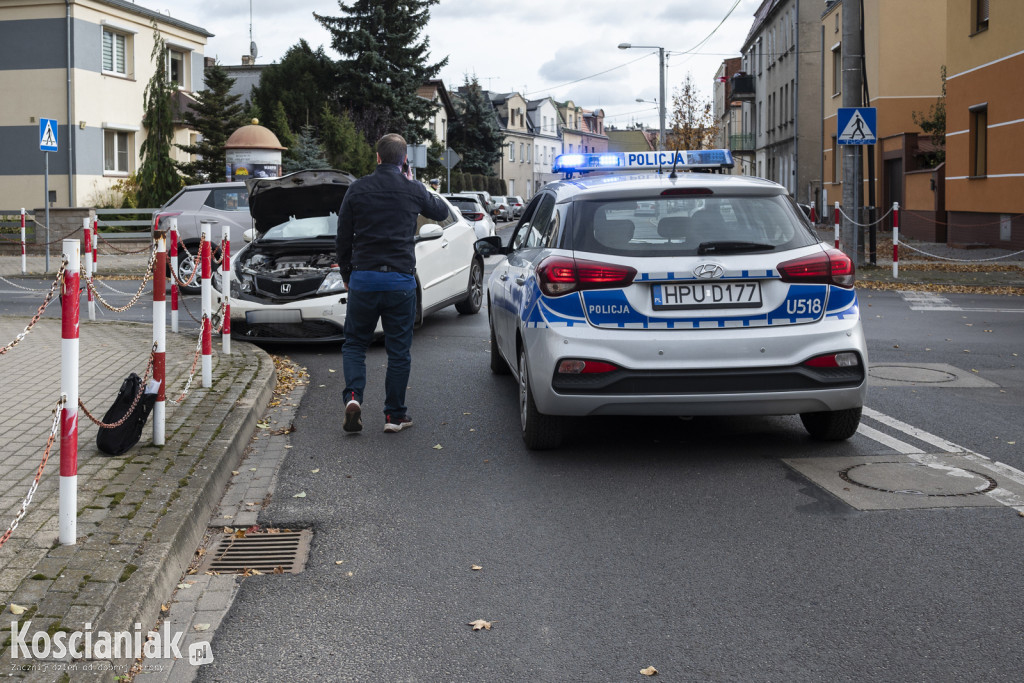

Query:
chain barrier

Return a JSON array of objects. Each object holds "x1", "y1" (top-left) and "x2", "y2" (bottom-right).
[
  {"x1": 837, "y1": 206, "x2": 894, "y2": 227},
  {"x1": 29, "y1": 219, "x2": 83, "y2": 245},
  {"x1": 0, "y1": 274, "x2": 52, "y2": 292},
  {"x1": 96, "y1": 279, "x2": 138, "y2": 296},
  {"x1": 897, "y1": 242, "x2": 1024, "y2": 263},
  {"x1": 0, "y1": 395, "x2": 66, "y2": 550},
  {"x1": 78, "y1": 343, "x2": 157, "y2": 428},
  {"x1": 84, "y1": 244, "x2": 158, "y2": 312},
  {"x1": 177, "y1": 291, "x2": 203, "y2": 324},
  {"x1": 171, "y1": 302, "x2": 224, "y2": 404},
  {"x1": 95, "y1": 230, "x2": 153, "y2": 254},
  {"x1": 0, "y1": 259, "x2": 66, "y2": 356}
]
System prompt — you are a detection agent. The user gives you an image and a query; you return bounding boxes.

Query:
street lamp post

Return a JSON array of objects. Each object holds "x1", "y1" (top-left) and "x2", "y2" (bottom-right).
[{"x1": 619, "y1": 42, "x2": 666, "y2": 150}]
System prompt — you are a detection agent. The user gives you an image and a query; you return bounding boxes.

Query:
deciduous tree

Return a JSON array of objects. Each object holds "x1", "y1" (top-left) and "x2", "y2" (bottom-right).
[{"x1": 666, "y1": 74, "x2": 720, "y2": 152}]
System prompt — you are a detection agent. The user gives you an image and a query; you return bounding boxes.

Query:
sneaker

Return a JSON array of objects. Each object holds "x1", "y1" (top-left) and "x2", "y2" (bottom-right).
[
  {"x1": 343, "y1": 398, "x2": 362, "y2": 433},
  {"x1": 383, "y1": 414, "x2": 413, "y2": 433}
]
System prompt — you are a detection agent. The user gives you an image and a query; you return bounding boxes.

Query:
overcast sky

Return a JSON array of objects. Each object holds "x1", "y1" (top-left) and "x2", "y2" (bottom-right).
[{"x1": 165, "y1": 0, "x2": 762, "y2": 130}]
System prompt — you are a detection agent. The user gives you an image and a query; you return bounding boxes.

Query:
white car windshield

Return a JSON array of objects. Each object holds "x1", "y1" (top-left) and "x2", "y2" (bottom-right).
[{"x1": 260, "y1": 214, "x2": 338, "y2": 240}]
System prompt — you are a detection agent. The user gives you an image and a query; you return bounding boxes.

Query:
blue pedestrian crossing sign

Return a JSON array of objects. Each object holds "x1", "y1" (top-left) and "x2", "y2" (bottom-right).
[
  {"x1": 837, "y1": 107, "x2": 876, "y2": 145},
  {"x1": 39, "y1": 118, "x2": 58, "y2": 152}
]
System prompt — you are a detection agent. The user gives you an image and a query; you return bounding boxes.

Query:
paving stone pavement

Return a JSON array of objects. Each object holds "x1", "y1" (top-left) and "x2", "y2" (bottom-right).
[{"x1": 0, "y1": 313, "x2": 276, "y2": 681}]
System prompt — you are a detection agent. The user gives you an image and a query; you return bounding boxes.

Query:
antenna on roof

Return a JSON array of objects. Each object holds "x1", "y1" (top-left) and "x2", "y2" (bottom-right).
[{"x1": 249, "y1": 0, "x2": 258, "y2": 62}]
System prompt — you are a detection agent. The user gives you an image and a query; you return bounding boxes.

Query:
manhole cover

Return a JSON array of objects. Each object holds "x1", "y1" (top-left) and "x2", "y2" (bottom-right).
[
  {"x1": 869, "y1": 365, "x2": 957, "y2": 383},
  {"x1": 839, "y1": 462, "x2": 997, "y2": 497},
  {"x1": 199, "y1": 529, "x2": 312, "y2": 574}
]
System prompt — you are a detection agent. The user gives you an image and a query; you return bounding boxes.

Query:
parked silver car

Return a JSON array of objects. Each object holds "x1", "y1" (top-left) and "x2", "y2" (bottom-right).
[
  {"x1": 157, "y1": 181, "x2": 254, "y2": 292},
  {"x1": 490, "y1": 196, "x2": 514, "y2": 222}
]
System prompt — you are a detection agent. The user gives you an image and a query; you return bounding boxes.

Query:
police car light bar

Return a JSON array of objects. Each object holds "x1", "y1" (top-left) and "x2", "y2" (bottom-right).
[{"x1": 552, "y1": 149, "x2": 734, "y2": 174}]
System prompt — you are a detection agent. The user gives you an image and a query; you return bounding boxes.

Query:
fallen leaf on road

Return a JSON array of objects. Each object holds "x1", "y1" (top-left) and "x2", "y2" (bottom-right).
[
  {"x1": 9, "y1": 604, "x2": 27, "y2": 615},
  {"x1": 468, "y1": 619, "x2": 493, "y2": 631},
  {"x1": 463, "y1": 412, "x2": 471, "y2": 415},
  {"x1": 335, "y1": 561, "x2": 344, "y2": 565},
  {"x1": 273, "y1": 566, "x2": 285, "y2": 574},
  {"x1": 256, "y1": 420, "x2": 270, "y2": 429},
  {"x1": 176, "y1": 583, "x2": 192, "y2": 589},
  {"x1": 234, "y1": 529, "x2": 246, "y2": 539},
  {"x1": 293, "y1": 491, "x2": 307, "y2": 498},
  {"x1": 161, "y1": 604, "x2": 169, "y2": 612},
  {"x1": 311, "y1": 468, "x2": 320, "y2": 473},
  {"x1": 433, "y1": 444, "x2": 443, "y2": 450},
  {"x1": 471, "y1": 565, "x2": 482, "y2": 571},
  {"x1": 231, "y1": 471, "x2": 240, "y2": 476},
  {"x1": 193, "y1": 624, "x2": 210, "y2": 631},
  {"x1": 640, "y1": 665, "x2": 658, "y2": 676},
  {"x1": 222, "y1": 527, "x2": 233, "y2": 533}
]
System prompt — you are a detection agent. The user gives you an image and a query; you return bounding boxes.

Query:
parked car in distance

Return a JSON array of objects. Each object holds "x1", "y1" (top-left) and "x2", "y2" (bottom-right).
[
  {"x1": 462, "y1": 190, "x2": 495, "y2": 217},
  {"x1": 443, "y1": 194, "x2": 496, "y2": 239},
  {"x1": 508, "y1": 195, "x2": 525, "y2": 218},
  {"x1": 490, "y1": 196, "x2": 513, "y2": 222},
  {"x1": 477, "y1": 155, "x2": 867, "y2": 450},
  {"x1": 214, "y1": 170, "x2": 483, "y2": 343},
  {"x1": 157, "y1": 181, "x2": 255, "y2": 292}
]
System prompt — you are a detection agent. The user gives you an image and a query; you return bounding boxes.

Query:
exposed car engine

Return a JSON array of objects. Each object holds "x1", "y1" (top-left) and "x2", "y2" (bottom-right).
[{"x1": 239, "y1": 252, "x2": 337, "y2": 278}]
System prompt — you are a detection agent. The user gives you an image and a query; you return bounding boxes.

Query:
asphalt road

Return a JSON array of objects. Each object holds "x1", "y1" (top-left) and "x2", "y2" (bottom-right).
[{"x1": 188, "y1": 277, "x2": 1023, "y2": 681}]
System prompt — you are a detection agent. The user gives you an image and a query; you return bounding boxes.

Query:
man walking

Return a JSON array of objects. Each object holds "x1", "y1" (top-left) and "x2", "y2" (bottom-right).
[{"x1": 336, "y1": 133, "x2": 449, "y2": 433}]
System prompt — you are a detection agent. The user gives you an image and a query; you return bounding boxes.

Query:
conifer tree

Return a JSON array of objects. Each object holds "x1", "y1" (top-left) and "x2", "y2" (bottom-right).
[
  {"x1": 314, "y1": 0, "x2": 447, "y2": 144},
  {"x1": 138, "y1": 25, "x2": 182, "y2": 207},
  {"x1": 319, "y1": 104, "x2": 376, "y2": 177},
  {"x1": 284, "y1": 125, "x2": 330, "y2": 173},
  {"x1": 176, "y1": 61, "x2": 246, "y2": 184},
  {"x1": 448, "y1": 77, "x2": 503, "y2": 175},
  {"x1": 265, "y1": 101, "x2": 298, "y2": 156},
  {"x1": 250, "y1": 40, "x2": 338, "y2": 136}
]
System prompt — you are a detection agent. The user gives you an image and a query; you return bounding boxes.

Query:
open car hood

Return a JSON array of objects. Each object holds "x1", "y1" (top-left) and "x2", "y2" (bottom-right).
[{"x1": 246, "y1": 169, "x2": 357, "y2": 235}]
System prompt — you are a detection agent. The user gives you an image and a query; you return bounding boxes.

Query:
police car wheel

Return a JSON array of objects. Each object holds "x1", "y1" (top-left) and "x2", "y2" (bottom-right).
[
  {"x1": 518, "y1": 347, "x2": 562, "y2": 450},
  {"x1": 800, "y1": 407, "x2": 862, "y2": 441}
]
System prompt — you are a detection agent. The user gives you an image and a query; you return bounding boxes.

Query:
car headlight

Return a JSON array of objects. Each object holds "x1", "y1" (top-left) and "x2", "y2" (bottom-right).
[{"x1": 317, "y1": 271, "x2": 347, "y2": 295}]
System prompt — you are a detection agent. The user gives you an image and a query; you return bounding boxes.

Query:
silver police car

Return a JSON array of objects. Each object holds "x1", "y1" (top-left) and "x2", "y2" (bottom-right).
[{"x1": 476, "y1": 151, "x2": 867, "y2": 450}]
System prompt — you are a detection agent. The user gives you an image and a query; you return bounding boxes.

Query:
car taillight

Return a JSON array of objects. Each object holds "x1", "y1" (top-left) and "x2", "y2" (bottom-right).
[
  {"x1": 777, "y1": 248, "x2": 855, "y2": 288},
  {"x1": 803, "y1": 352, "x2": 860, "y2": 368},
  {"x1": 557, "y1": 359, "x2": 620, "y2": 374},
  {"x1": 536, "y1": 256, "x2": 637, "y2": 297},
  {"x1": 467, "y1": 213, "x2": 483, "y2": 221}
]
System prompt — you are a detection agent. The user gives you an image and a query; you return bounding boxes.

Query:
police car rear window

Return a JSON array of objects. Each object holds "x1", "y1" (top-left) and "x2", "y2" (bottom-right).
[{"x1": 569, "y1": 195, "x2": 818, "y2": 256}]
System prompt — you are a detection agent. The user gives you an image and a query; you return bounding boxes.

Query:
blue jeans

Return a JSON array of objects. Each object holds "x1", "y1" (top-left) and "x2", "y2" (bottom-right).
[{"x1": 342, "y1": 288, "x2": 416, "y2": 419}]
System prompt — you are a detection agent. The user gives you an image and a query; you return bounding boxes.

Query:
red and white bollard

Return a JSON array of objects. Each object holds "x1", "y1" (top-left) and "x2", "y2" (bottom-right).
[
  {"x1": 60, "y1": 239, "x2": 80, "y2": 546},
  {"x1": 892, "y1": 201, "x2": 900, "y2": 279},
  {"x1": 153, "y1": 233, "x2": 166, "y2": 445},
  {"x1": 92, "y1": 219, "x2": 99, "y2": 275},
  {"x1": 169, "y1": 218, "x2": 179, "y2": 334},
  {"x1": 221, "y1": 226, "x2": 231, "y2": 355},
  {"x1": 201, "y1": 222, "x2": 213, "y2": 388},
  {"x1": 83, "y1": 217, "x2": 94, "y2": 321},
  {"x1": 834, "y1": 201, "x2": 841, "y2": 249},
  {"x1": 809, "y1": 201, "x2": 817, "y2": 224},
  {"x1": 20, "y1": 208, "x2": 26, "y2": 275}
]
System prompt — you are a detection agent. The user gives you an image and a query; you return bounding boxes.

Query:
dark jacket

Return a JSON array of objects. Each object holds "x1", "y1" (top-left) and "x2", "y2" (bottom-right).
[{"x1": 336, "y1": 164, "x2": 449, "y2": 281}]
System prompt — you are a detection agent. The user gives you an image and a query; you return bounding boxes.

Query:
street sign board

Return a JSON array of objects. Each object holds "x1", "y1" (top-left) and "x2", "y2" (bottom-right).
[
  {"x1": 406, "y1": 143, "x2": 427, "y2": 169},
  {"x1": 441, "y1": 148, "x2": 461, "y2": 170},
  {"x1": 837, "y1": 107, "x2": 876, "y2": 145},
  {"x1": 39, "y1": 118, "x2": 58, "y2": 152}
]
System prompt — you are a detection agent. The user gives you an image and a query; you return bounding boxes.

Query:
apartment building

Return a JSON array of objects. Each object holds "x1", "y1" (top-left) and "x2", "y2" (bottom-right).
[
  {"x1": 943, "y1": 0, "x2": 1023, "y2": 248},
  {"x1": 489, "y1": 91, "x2": 535, "y2": 200},
  {"x1": 0, "y1": 0, "x2": 210, "y2": 209}
]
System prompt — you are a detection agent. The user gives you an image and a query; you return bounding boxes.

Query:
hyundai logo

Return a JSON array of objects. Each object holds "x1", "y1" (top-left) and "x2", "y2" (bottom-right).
[
  {"x1": 693, "y1": 263, "x2": 725, "y2": 279},
  {"x1": 280, "y1": 283, "x2": 291, "y2": 294}
]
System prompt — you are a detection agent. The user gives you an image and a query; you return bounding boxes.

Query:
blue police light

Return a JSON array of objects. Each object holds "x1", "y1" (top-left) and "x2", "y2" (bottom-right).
[{"x1": 552, "y1": 149, "x2": 734, "y2": 175}]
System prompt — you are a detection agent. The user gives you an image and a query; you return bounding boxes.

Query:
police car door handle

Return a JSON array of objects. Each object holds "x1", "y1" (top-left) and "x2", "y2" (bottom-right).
[
  {"x1": 499, "y1": 273, "x2": 509, "y2": 281},
  {"x1": 515, "y1": 277, "x2": 526, "y2": 285}
]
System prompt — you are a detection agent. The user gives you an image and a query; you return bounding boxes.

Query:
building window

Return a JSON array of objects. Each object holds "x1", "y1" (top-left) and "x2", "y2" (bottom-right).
[
  {"x1": 519, "y1": 142, "x2": 524, "y2": 162},
  {"x1": 104, "y1": 130, "x2": 131, "y2": 174},
  {"x1": 970, "y1": 105, "x2": 987, "y2": 177},
  {"x1": 509, "y1": 143, "x2": 514, "y2": 162},
  {"x1": 102, "y1": 29, "x2": 127, "y2": 75},
  {"x1": 166, "y1": 48, "x2": 186, "y2": 87},
  {"x1": 832, "y1": 45, "x2": 842, "y2": 95},
  {"x1": 973, "y1": 0, "x2": 989, "y2": 33},
  {"x1": 527, "y1": 145, "x2": 531, "y2": 163}
]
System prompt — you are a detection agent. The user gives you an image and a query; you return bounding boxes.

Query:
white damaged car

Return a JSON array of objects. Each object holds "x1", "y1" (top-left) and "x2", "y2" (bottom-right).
[{"x1": 214, "y1": 169, "x2": 483, "y2": 343}]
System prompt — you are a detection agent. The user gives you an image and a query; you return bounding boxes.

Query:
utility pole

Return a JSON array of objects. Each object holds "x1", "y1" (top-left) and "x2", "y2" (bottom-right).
[{"x1": 841, "y1": 0, "x2": 865, "y2": 265}]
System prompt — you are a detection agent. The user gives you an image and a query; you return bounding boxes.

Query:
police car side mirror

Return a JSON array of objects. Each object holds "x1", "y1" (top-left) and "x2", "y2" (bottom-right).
[
  {"x1": 415, "y1": 224, "x2": 444, "y2": 242},
  {"x1": 474, "y1": 235, "x2": 505, "y2": 257}
]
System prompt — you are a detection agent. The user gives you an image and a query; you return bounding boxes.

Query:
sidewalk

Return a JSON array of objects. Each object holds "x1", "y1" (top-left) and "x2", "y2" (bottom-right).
[{"x1": 0, "y1": 310, "x2": 275, "y2": 679}]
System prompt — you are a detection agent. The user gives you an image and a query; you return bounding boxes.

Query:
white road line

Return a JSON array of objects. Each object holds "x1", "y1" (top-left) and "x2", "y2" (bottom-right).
[
  {"x1": 862, "y1": 406, "x2": 967, "y2": 453},
  {"x1": 899, "y1": 291, "x2": 961, "y2": 311},
  {"x1": 856, "y1": 423, "x2": 924, "y2": 454}
]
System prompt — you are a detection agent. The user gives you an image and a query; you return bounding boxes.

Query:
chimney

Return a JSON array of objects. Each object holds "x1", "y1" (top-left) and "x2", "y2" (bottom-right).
[{"x1": 241, "y1": 55, "x2": 252, "y2": 66}]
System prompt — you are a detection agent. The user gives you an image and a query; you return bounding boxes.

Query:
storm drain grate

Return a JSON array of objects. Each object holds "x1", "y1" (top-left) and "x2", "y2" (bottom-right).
[{"x1": 199, "y1": 529, "x2": 312, "y2": 574}]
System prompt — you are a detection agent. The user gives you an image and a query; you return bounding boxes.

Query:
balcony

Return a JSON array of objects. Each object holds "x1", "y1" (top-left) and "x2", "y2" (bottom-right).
[
  {"x1": 730, "y1": 73, "x2": 755, "y2": 101},
  {"x1": 730, "y1": 133, "x2": 754, "y2": 151}
]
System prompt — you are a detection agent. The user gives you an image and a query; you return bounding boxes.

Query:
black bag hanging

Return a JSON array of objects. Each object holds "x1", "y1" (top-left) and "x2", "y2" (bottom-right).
[{"x1": 96, "y1": 373, "x2": 158, "y2": 456}]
